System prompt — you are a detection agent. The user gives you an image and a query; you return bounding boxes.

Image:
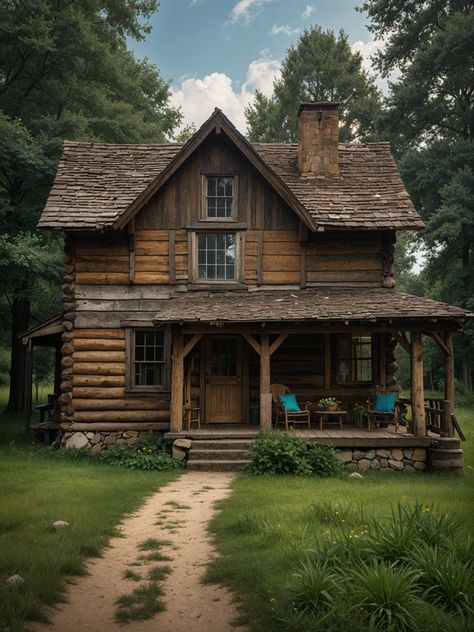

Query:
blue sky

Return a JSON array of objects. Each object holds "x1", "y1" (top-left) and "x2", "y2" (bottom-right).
[{"x1": 129, "y1": 0, "x2": 382, "y2": 133}]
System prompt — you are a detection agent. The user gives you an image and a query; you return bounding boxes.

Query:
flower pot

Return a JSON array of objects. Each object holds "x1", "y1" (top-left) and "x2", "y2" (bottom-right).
[{"x1": 328, "y1": 404, "x2": 339, "y2": 412}]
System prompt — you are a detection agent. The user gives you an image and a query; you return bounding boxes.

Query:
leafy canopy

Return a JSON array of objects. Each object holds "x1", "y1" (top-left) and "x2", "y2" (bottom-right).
[{"x1": 245, "y1": 27, "x2": 381, "y2": 143}]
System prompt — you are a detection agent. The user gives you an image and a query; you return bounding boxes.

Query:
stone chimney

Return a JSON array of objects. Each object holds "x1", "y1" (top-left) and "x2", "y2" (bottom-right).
[{"x1": 297, "y1": 102, "x2": 339, "y2": 177}]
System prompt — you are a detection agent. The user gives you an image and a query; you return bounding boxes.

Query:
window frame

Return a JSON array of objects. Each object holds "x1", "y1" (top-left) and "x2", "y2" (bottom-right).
[
  {"x1": 334, "y1": 333, "x2": 375, "y2": 385},
  {"x1": 125, "y1": 327, "x2": 171, "y2": 396},
  {"x1": 190, "y1": 230, "x2": 244, "y2": 285},
  {"x1": 201, "y1": 174, "x2": 238, "y2": 222}
]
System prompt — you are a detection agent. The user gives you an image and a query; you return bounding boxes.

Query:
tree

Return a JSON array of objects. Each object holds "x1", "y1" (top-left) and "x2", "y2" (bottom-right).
[
  {"x1": 245, "y1": 27, "x2": 381, "y2": 142},
  {"x1": 0, "y1": 0, "x2": 182, "y2": 413},
  {"x1": 362, "y1": 0, "x2": 474, "y2": 388}
]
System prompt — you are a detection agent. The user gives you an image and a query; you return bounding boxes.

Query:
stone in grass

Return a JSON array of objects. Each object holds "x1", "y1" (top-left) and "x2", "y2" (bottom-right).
[
  {"x1": 6, "y1": 574, "x2": 25, "y2": 586},
  {"x1": 348, "y1": 472, "x2": 363, "y2": 480},
  {"x1": 52, "y1": 520, "x2": 70, "y2": 530}
]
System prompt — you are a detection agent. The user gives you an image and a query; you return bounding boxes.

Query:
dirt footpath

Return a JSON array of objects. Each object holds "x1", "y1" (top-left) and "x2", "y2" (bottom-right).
[{"x1": 33, "y1": 471, "x2": 246, "y2": 632}]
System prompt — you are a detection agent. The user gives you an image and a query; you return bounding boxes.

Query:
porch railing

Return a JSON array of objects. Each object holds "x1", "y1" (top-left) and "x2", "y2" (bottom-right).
[{"x1": 399, "y1": 395, "x2": 460, "y2": 438}]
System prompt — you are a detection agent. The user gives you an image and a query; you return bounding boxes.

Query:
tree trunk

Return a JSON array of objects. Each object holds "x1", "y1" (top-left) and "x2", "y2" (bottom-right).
[
  {"x1": 5, "y1": 296, "x2": 30, "y2": 414},
  {"x1": 462, "y1": 351, "x2": 472, "y2": 391}
]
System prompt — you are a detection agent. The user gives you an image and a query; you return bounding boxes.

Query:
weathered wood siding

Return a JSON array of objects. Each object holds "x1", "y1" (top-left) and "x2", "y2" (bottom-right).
[
  {"x1": 305, "y1": 231, "x2": 383, "y2": 287},
  {"x1": 71, "y1": 328, "x2": 170, "y2": 424},
  {"x1": 135, "y1": 135, "x2": 298, "y2": 230}
]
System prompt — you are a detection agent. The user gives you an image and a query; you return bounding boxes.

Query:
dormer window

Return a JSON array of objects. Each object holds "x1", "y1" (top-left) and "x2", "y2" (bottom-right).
[{"x1": 202, "y1": 175, "x2": 237, "y2": 220}]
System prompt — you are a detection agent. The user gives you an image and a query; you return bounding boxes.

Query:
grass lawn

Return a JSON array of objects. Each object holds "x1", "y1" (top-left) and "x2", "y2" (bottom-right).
[
  {"x1": 0, "y1": 388, "x2": 180, "y2": 632},
  {"x1": 208, "y1": 404, "x2": 474, "y2": 631}
]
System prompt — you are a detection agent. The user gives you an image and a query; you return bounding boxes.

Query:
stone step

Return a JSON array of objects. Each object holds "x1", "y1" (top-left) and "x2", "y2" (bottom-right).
[
  {"x1": 187, "y1": 459, "x2": 250, "y2": 472},
  {"x1": 190, "y1": 439, "x2": 255, "y2": 450},
  {"x1": 189, "y1": 449, "x2": 250, "y2": 461}
]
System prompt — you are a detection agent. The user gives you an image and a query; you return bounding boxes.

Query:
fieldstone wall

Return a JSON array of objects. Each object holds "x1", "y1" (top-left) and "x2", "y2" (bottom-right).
[
  {"x1": 61, "y1": 430, "x2": 150, "y2": 454},
  {"x1": 338, "y1": 447, "x2": 427, "y2": 473},
  {"x1": 59, "y1": 236, "x2": 75, "y2": 430}
]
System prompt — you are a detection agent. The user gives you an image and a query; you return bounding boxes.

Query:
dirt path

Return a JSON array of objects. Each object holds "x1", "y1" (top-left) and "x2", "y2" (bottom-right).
[{"x1": 33, "y1": 471, "x2": 246, "y2": 632}]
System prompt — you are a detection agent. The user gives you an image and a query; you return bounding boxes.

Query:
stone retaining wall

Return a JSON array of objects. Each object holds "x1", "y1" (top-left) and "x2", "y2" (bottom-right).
[
  {"x1": 62, "y1": 430, "x2": 150, "y2": 453},
  {"x1": 338, "y1": 447, "x2": 427, "y2": 472}
]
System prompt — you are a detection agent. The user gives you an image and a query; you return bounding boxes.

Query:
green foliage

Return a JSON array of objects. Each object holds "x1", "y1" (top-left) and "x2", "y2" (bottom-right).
[
  {"x1": 305, "y1": 444, "x2": 342, "y2": 477},
  {"x1": 286, "y1": 560, "x2": 338, "y2": 616},
  {"x1": 98, "y1": 432, "x2": 182, "y2": 471},
  {"x1": 246, "y1": 432, "x2": 313, "y2": 475},
  {"x1": 351, "y1": 562, "x2": 420, "y2": 631},
  {"x1": 246, "y1": 432, "x2": 341, "y2": 477},
  {"x1": 115, "y1": 581, "x2": 166, "y2": 623},
  {"x1": 245, "y1": 26, "x2": 381, "y2": 143}
]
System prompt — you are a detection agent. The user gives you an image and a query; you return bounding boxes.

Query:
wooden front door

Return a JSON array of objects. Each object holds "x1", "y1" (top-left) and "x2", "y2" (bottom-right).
[{"x1": 204, "y1": 336, "x2": 243, "y2": 423}]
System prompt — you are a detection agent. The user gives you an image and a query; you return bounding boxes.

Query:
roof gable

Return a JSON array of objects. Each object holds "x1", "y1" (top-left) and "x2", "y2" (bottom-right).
[
  {"x1": 38, "y1": 108, "x2": 424, "y2": 232},
  {"x1": 113, "y1": 109, "x2": 316, "y2": 231}
]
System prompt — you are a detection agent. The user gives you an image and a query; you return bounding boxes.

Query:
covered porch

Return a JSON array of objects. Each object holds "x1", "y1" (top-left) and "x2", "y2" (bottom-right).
[{"x1": 157, "y1": 288, "x2": 469, "y2": 445}]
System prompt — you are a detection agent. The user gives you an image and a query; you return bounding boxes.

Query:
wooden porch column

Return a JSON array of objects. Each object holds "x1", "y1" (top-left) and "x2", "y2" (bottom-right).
[
  {"x1": 410, "y1": 332, "x2": 426, "y2": 437},
  {"x1": 443, "y1": 332, "x2": 455, "y2": 437},
  {"x1": 260, "y1": 333, "x2": 272, "y2": 430},
  {"x1": 170, "y1": 329, "x2": 184, "y2": 433}
]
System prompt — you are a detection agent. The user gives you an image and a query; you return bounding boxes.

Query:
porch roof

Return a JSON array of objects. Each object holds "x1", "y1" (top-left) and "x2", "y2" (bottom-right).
[{"x1": 152, "y1": 288, "x2": 472, "y2": 326}]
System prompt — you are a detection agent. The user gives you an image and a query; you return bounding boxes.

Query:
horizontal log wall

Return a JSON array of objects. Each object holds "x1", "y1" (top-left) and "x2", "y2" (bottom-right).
[
  {"x1": 262, "y1": 230, "x2": 300, "y2": 284},
  {"x1": 306, "y1": 231, "x2": 383, "y2": 287},
  {"x1": 71, "y1": 328, "x2": 170, "y2": 426}
]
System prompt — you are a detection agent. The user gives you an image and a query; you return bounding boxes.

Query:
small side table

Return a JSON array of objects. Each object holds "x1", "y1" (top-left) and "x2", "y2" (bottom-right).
[{"x1": 314, "y1": 410, "x2": 347, "y2": 430}]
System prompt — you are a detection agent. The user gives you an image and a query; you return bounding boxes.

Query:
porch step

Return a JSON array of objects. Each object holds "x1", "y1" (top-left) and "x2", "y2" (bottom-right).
[
  {"x1": 189, "y1": 439, "x2": 254, "y2": 450},
  {"x1": 190, "y1": 449, "x2": 250, "y2": 461},
  {"x1": 186, "y1": 437, "x2": 253, "y2": 471},
  {"x1": 187, "y1": 459, "x2": 250, "y2": 472}
]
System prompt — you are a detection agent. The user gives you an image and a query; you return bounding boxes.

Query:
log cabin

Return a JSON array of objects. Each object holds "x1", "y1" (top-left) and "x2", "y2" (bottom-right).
[{"x1": 25, "y1": 102, "x2": 472, "y2": 472}]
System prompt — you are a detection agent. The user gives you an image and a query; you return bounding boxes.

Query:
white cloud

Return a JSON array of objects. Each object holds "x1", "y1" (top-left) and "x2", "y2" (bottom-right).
[
  {"x1": 170, "y1": 57, "x2": 281, "y2": 134},
  {"x1": 189, "y1": 0, "x2": 202, "y2": 6},
  {"x1": 302, "y1": 4, "x2": 315, "y2": 19},
  {"x1": 230, "y1": 0, "x2": 272, "y2": 23},
  {"x1": 351, "y1": 36, "x2": 392, "y2": 93},
  {"x1": 270, "y1": 24, "x2": 300, "y2": 36}
]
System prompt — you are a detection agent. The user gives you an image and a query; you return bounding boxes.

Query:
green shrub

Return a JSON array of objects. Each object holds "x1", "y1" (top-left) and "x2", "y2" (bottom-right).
[
  {"x1": 99, "y1": 445, "x2": 183, "y2": 471},
  {"x1": 305, "y1": 444, "x2": 341, "y2": 477},
  {"x1": 246, "y1": 432, "x2": 312, "y2": 475},
  {"x1": 246, "y1": 432, "x2": 341, "y2": 477}
]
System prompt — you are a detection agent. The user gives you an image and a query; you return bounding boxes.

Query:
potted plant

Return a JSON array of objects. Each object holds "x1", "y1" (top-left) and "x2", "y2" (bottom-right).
[
  {"x1": 318, "y1": 397, "x2": 341, "y2": 412},
  {"x1": 353, "y1": 402, "x2": 368, "y2": 427}
]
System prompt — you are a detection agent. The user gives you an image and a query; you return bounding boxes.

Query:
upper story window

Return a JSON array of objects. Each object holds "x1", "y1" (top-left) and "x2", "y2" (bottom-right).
[
  {"x1": 336, "y1": 335, "x2": 373, "y2": 384},
  {"x1": 202, "y1": 176, "x2": 237, "y2": 220},
  {"x1": 197, "y1": 233, "x2": 236, "y2": 281}
]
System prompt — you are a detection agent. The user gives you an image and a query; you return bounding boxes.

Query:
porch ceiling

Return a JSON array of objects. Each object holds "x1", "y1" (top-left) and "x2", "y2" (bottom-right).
[{"x1": 153, "y1": 288, "x2": 472, "y2": 326}]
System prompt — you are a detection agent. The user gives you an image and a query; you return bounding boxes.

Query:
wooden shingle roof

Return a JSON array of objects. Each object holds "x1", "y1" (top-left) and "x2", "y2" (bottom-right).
[
  {"x1": 38, "y1": 109, "x2": 423, "y2": 231},
  {"x1": 152, "y1": 289, "x2": 470, "y2": 325}
]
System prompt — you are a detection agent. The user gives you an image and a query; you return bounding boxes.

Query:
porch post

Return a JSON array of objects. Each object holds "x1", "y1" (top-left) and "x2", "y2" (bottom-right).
[
  {"x1": 170, "y1": 328, "x2": 184, "y2": 433},
  {"x1": 443, "y1": 332, "x2": 455, "y2": 437},
  {"x1": 410, "y1": 332, "x2": 426, "y2": 437},
  {"x1": 260, "y1": 333, "x2": 272, "y2": 430}
]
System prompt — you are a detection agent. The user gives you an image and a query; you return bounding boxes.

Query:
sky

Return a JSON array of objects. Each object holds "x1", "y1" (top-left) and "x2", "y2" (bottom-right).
[{"x1": 129, "y1": 0, "x2": 385, "y2": 134}]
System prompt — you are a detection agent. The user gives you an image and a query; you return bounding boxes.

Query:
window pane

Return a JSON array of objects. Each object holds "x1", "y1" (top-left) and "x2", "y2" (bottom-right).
[
  {"x1": 207, "y1": 177, "x2": 216, "y2": 196},
  {"x1": 133, "y1": 331, "x2": 165, "y2": 387},
  {"x1": 197, "y1": 233, "x2": 236, "y2": 281},
  {"x1": 205, "y1": 176, "x2": 234, "y2": 219},
  {"x1": 336, "y1": 335, "x2": 372, "y2": 382}
]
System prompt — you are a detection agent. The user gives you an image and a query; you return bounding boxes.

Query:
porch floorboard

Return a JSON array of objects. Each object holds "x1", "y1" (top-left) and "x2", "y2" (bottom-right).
[{"x1": 166, "y1": 424, "x2": 434, "y2": 447}]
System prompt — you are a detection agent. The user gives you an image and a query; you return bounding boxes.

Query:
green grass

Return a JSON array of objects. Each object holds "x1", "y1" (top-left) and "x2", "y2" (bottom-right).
[
  {"x1": 207, "y1": 405, "x2": 474, "y2": 631},
  {"x1": 0, "y1": 422, "x2": 179, "y2": 631},
  {"x1": 115, "y1": 581, "x2": 166, "y2": 623}
]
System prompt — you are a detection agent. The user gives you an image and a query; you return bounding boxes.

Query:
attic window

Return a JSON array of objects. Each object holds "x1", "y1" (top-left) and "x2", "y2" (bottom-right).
[{"x1": 202, "y1": 176, "x2": 237, "y2": 220}]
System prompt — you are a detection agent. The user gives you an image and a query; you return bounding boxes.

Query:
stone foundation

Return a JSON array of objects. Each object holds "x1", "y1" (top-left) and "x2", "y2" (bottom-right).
[
  {"x1": 62, "y1": 430, "x2": 153, "y2": 454},
  {"x1": 338, "y1": 447, "x2": 427, "y2": 473}
]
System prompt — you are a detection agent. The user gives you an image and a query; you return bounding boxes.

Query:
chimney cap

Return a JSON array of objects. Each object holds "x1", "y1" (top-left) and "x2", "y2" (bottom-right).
[{"x1": 297, "y1": 102, "x2": 339, "y2": 116}]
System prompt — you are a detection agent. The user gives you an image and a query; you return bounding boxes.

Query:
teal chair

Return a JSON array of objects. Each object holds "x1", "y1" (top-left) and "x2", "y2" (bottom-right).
[{"x1": 367, "y1": 388, "x2": 400, "y2": 432}]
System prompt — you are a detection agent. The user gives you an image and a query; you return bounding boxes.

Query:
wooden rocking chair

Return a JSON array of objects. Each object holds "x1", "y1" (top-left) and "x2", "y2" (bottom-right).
[
  {"x1": 271, "y1": 383, "x2": 311, "y2": 431},
  {"x1": 367, "y1": 388, "x2": 400, "y2": 432}
]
